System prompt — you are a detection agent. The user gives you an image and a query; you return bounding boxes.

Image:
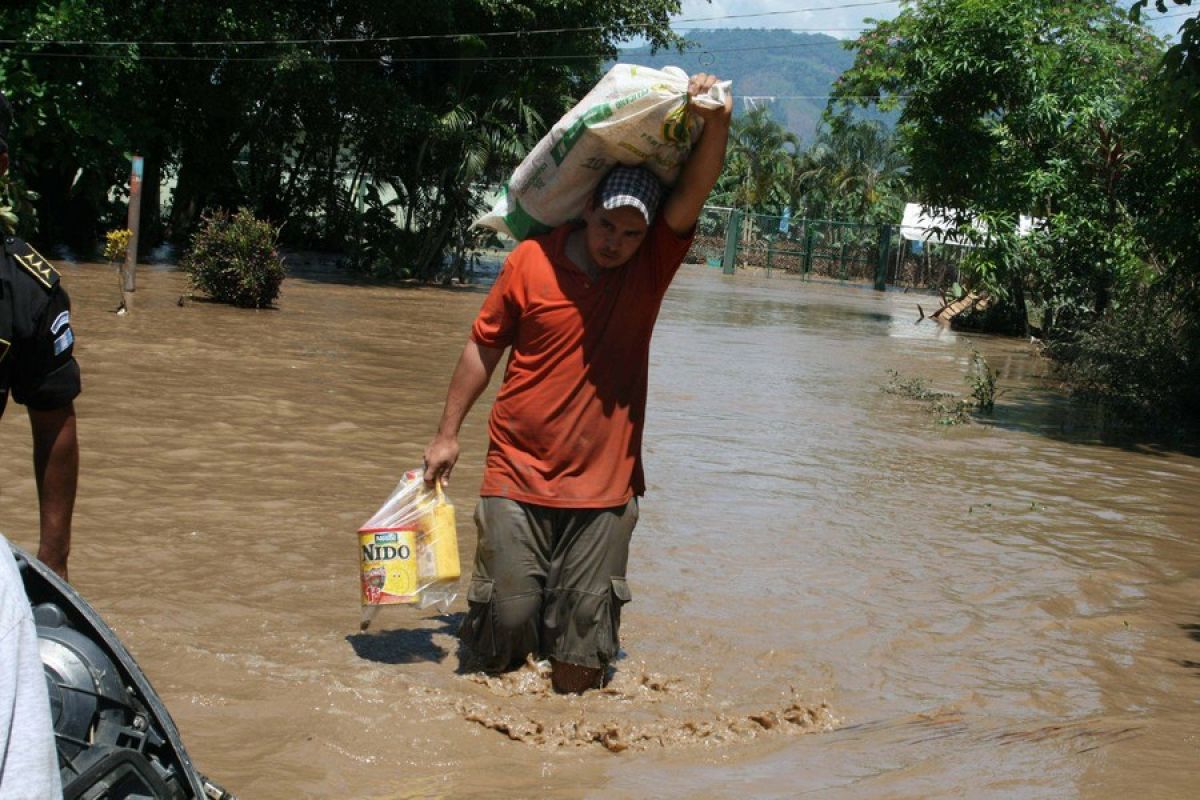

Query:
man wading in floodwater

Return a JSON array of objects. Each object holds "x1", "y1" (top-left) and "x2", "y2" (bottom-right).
[{"x1": 423, "y1": 72, "x2": 732, "y2": 693}]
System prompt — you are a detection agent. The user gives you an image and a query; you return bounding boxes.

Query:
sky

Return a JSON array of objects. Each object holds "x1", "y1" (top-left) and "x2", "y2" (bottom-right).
[{"x1": 668, "y1": 0, "x2": 1190, "y2": 41}]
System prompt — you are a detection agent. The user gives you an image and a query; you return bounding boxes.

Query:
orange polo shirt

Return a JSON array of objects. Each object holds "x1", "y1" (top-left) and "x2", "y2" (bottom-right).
[{"x1": 471, "y1": 218, "x2": 694, "y2": 508}]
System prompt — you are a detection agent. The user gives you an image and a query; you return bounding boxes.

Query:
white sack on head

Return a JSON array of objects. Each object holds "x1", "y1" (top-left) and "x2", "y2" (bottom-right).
[{"x1": 476, "y1": 64, "x2": 731, "y2": 240}]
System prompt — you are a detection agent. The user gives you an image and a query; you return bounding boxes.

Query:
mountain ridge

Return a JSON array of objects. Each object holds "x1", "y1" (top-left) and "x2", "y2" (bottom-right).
[{"x1": 613, "y1": 29, "x2": 860, "y2": 142}]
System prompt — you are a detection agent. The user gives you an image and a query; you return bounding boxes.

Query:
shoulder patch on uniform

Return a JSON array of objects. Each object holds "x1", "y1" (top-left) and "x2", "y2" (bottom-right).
[
  {"x1": 9, "y1": 241, "x2": 60, "y2": 290},
  {"x1": 54, "y1": 328, "x2": 75, "y2": 356}
]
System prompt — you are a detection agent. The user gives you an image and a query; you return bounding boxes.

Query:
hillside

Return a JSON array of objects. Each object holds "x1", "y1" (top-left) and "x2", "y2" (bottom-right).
[{"x1": 613, "y1": 29, "x2": 871, "y2": 142}]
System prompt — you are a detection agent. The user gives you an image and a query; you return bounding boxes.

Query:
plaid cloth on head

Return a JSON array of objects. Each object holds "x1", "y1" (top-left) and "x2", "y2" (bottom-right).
[{"x1": 597, "y1": 165, "x2": 662, "y2": 225}]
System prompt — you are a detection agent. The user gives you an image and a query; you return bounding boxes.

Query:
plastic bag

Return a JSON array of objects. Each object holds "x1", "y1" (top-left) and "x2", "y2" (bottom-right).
[
  {"x1": 476, "y1": 63, "x2": 731, "y2": 240},
  {"x1": 357, "y1": 469, "x2": 461, "y2": 630}
]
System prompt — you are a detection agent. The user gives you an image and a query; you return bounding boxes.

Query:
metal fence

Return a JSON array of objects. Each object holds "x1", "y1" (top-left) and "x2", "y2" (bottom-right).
[
  {"x1": 889, "y1": 238, "x2": 965, "y2": 290},
  {"x1": 687, "y1": 207, "x2": 962, "y2": 291}
]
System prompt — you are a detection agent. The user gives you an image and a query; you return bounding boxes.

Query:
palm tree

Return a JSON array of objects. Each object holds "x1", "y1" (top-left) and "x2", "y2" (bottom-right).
[
  {"x1": 719, "y1": 105, "x2": 800, "y2": 214},
  {"x1": 790, "y1": 118, "x2": 907, "y2": 223},
  {"x1": 829, "y1": 119, "x2": 907, "y2": 222},
  {"x1": 401, "y1": 94, "x2": 542, "y2": 280}
]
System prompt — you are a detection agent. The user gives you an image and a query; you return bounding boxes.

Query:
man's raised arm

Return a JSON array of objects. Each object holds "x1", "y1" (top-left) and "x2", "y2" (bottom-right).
[{"x1": 662, "y1": 72, "x2": 735, "y2": 237}]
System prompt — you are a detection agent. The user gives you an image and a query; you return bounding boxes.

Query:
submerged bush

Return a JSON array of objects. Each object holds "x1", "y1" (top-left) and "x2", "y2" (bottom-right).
[
  {"x1": 103, "y1": 228, "x2": 132, "y2": 263},
  {"x1": 183, "y1": 208, "x2": 285, "y2": 308},
  {"x1": 1046, "y1": 288, "x2": 1200, "y2": 426},
  {"x1": 881, "y1": 369, "x2": 973, "y2": 425},
  {"x1": 967, "y1": 351, "x2": 997, "y2": 413}
]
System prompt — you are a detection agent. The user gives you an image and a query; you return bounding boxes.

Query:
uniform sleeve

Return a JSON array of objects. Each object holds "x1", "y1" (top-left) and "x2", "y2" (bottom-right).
[
  {"x1": 469, "y1": 250, "x2": 524, "y2": 349},
  {"x1": 10, "y1": 285, "x2": 81, "y2": 410}
]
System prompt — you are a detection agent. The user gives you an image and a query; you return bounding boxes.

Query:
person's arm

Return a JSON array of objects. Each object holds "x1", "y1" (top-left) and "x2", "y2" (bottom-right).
[
  {"x1": 29, "y1": 402, "x2": 78, "y2": 581},
  {"x1": 662, "y1": 72, "x2": 735, "y2": 236},
  {"x1": 423, "y1": 340, "x2": 506, "y2": 486}
]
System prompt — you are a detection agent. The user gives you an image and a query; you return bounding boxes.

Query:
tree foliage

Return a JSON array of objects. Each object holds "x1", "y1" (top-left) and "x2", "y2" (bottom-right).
[
  {"x1": 834, "y1": 0, "x2": 1200, "y2": 423},
  {"x1": 1133, "y1": 0, "x2": 1200, "y2": 143},
  {"x1": 711, "y1": 105, "x2": 907, "y2": 224},
  {"x1": 791, "y1": 115, "x2": 907, "y2": 223},
  {"x1": 1129, "y1": 0, "x2": 1200, "y2": 298},
  {"x1": 0, "y1": 1, "x2": 684, "y2": 278},
  {"x1": 833, "y1": 1, "x2": 1160, "y2": 314},
  {"x1": 717, "y1": 105, "x2": 800, "y2": 212}
]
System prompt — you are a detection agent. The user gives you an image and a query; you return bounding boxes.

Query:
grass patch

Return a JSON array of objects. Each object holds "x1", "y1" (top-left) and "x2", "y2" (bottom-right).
[{"x1": 882, "y1": 352, "x2": 998, "y2": 425}]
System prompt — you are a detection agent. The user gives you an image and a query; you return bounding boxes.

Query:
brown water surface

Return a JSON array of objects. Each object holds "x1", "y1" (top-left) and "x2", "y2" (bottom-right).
[{"x1": 2, "y1": 259, "x2": 1198, "y2": 798}]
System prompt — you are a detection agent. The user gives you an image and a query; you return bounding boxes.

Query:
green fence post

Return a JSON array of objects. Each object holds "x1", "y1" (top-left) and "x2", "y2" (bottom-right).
[
  {"x1": 874, "y1": 224, "x2": 891, "y2": 291},
  {"x1": 803, "y1": 223, "x2": 814, "y2": 279},
  {"x1": 722, "y1": 209, "x2": 742, "y2": 275}
]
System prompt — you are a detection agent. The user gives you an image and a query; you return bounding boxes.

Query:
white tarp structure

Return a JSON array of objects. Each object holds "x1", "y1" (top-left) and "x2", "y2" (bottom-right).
[
  {"x1": 900, "y1": 203, "x2": 984, "y2": 247},
  {"x1": 900, "y1": 203, "x2": 1044, "y2": 246},
  {"x1": 1017, "y1": 214, "x2": 1043, "y2": 237}
]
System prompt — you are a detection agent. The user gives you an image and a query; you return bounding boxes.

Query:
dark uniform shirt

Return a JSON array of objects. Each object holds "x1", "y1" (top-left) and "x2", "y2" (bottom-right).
[{"x1": 0, "y1": 235, "x2": 81, "y2": 419}]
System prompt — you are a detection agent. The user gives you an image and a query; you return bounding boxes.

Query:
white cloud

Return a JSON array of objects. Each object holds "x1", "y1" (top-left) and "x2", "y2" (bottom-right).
[{"x1": 670, "y1": 0, "x2": 1187, "y2": 42}]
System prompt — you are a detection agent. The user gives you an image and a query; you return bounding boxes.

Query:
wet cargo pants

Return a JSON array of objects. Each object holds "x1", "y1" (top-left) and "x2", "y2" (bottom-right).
[{"x1": 457, "y1": 497, "x2": 637, "y2": 671}]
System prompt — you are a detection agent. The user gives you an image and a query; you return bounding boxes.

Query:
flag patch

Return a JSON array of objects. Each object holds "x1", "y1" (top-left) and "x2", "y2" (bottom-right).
[
  {"x1": 53, "y1": 328, "x2": 74, "y2": 356},
  {"x1": 51, "y1": 310, "x2": 70, "y2": 335}
]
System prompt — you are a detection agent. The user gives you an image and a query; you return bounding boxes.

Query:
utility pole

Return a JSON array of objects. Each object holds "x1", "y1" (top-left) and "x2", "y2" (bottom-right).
[{"x1": 122, "y1": 155, "x2": 143, "y2": 311}]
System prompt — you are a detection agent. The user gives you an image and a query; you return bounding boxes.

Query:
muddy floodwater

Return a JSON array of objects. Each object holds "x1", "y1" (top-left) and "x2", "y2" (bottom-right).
[{"x1": 3, "y1": 256, "x2": 1198, "y2": 799}]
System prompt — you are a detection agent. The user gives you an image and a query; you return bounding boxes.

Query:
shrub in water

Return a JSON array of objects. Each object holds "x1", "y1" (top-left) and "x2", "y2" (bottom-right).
[
  {"x1": 967, "y1": 351, "x2": 997, "y2": 413},
  {"x1": 1047, "y1": 289, "x2": 1200, "y2": 426},
  {"x1": 104, "y1": 229, "x2": 132, "y2": 263},
  {"x1": 183, "y1": 208, "x2": 285, "y2": 308}
]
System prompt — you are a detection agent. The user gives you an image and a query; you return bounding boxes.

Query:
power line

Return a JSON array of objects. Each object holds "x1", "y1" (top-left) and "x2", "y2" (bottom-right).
[
  {"x1": 0, "y1": 27, "x2": 603, "y2": 48},
  {"x1": 0, "y1": 1, "x2": 1188, "y2": 49},
  {"x1": 674, "y1": 0, "x2": 899, "y2": 25},
  {"x1": 1, "y1": 2, "x2": 1188, "y2": 65},
  {"x1": 675, "y1": 27, "x2": 869, "y2": 32},
  {"x1": 2, "y1": 37, "x2": 855, "y2": 65},
  {"x1": 0, "y1": 50, "x2": 591, "y2": 63},
  {"x1": 742, "y1": 95, "x2": 909, "y2": 100},
  {"x1": 0, "y1": 1, "x2": 900, "y2": 48}
]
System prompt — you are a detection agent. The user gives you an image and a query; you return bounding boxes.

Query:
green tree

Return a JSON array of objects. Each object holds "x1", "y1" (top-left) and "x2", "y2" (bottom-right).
[
  {"x1": 791, "y1": 116, "x2": 906, "y2": 223},
  {"x1": 717, "y1": 104, "x2": 800, "y2": 213},
  {"x1": 1, "y1": 1, "x2": 142, "y2": 251},
  {"x1": 833, "y1": 0, "x2": 1162, "y2": 332},
  {"x1": 1133, "y1": 1, "x2": 1199, "y2": 142},
  {"x1": 710, "y1": 105, "x2": 907, "y2": 224},
  {"x1": 1, "y1": 1, "x2": 685, "y2": 277},
  {"x1": 1082, "y1": 0, "x2": 1200, "y2": 422},
  {"x1": 1129, "y1": 0, "x2": 1200, "y2": 291}
]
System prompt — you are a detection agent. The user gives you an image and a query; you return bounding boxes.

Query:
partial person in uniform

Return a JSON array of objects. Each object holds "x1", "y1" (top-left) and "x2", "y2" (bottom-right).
[
  {"x1": 0, "y1": 88, "x2": 81, "y2": 581},
  {"x1": 0, "y1": 532, "x2": 63, "y2": 797},
  {"x1": 423, "y1": 73, "x2": 732, "y2": 693}
]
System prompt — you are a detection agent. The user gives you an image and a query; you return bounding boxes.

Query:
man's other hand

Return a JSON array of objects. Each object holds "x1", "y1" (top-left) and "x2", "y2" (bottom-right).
[{"x1": 423, "y1": 434, "x2": 460, "y2": 486}]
